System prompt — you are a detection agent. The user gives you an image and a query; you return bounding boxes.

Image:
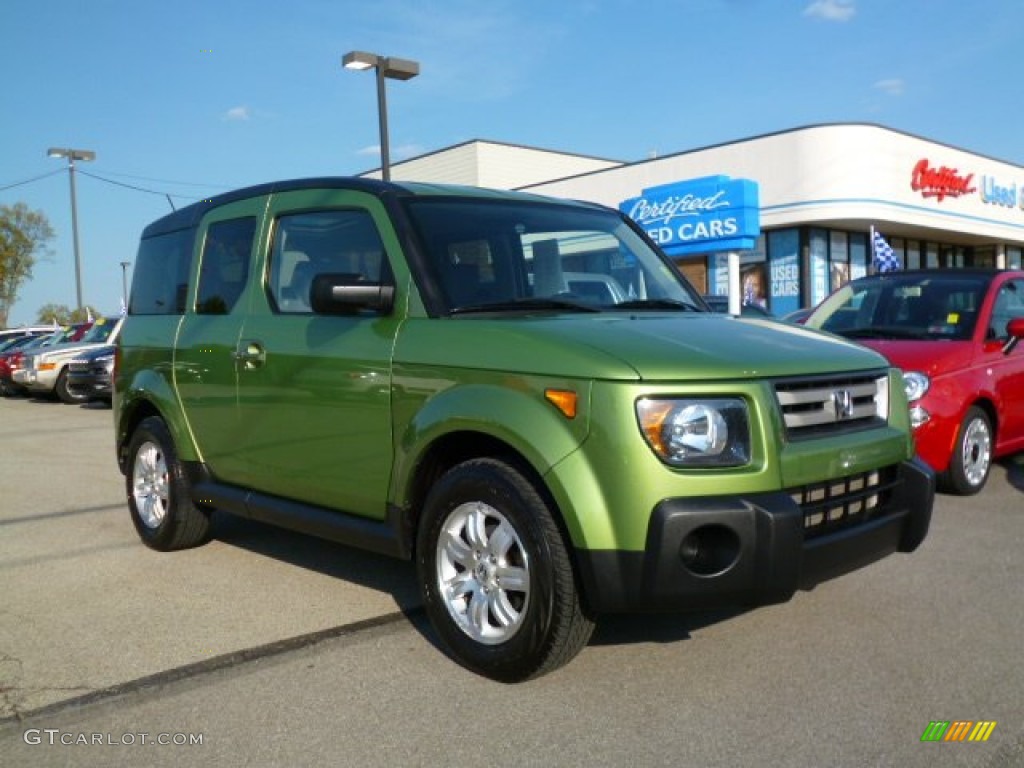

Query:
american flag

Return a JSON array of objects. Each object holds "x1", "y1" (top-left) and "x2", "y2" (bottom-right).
[{"x1": 872, "y1": 230, "x2": 900, "y2": 273}]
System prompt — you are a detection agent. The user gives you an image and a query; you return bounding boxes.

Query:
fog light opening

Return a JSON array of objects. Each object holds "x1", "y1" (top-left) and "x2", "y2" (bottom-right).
[{"x1": 679, "y1": 524, "x2": 741, "y2": 577}]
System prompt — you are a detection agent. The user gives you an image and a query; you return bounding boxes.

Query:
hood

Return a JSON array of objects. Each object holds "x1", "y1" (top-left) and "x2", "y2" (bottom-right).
[
  {"x1": 32, "y1": 318, "x2": 122, "y2": 362},
  {"x1": 32, "y1": 340, "x2": 108, "y2": 363},
  {"x1": 69, "y1": 344, "x2": 116, "y2": 363},
  {"x1": 852, "y1": 339, "x2": 974, "y2": 378},
  {"x1": 395, "y1": 313, "x2": 890, "y2": 381}
]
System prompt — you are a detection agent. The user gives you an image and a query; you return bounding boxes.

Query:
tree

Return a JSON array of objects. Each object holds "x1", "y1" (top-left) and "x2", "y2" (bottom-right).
[
  {"x1": 37, "y1": 303, "x2": 71, "y2": 325},
  {"x1": 35, "y1": 303, "x2": 99, "y2": 325},
  {"x1": 0, "y1": 203, "x2": 54, "y2": 328}
]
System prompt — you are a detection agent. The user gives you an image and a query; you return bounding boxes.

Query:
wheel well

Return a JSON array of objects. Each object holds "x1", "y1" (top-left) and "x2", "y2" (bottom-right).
[
  {"x1": 970, "y1": 398, "x2": 998, "y2": 439},
  {"x1": 117, "y1": 399, "x2": 163, "y2": 474},
  {"x1": 404, "y1": 431, "x2": 576, "y2": 562}
]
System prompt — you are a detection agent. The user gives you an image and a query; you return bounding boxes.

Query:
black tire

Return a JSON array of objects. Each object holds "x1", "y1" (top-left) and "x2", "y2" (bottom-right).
[
  {"x1": 0, "y1": 377, "x2": 24, "y2": 397},
  {"x1": 125, "y1": 416, "x2": 211, "y2": 550},
  {"x1": 940, "y1": 406, "x2": 993, "y2": 496},
  {"x1": 416, "y1": 457, "x2": 595, "y2": 682},
  {"x1": 55, "y1": 368, "x2": 86, "y2": 404}
]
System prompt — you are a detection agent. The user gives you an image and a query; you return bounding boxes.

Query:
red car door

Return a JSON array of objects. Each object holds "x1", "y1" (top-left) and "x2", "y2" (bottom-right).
[{"x1": 980, "y1": 275, "x2": 1024, "y2": 457}]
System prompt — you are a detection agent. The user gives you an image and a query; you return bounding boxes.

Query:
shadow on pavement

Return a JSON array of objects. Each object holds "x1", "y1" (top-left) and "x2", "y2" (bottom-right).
[
  {"x1": 212, "y1": 512, "x2": 751, "y2": 655},
  {"x1": 1001, "y1": 456, "x2": 1024, "y2": 494},
  {"x1": 211, "y1": 512, "x2": 421, "y2": 608}
]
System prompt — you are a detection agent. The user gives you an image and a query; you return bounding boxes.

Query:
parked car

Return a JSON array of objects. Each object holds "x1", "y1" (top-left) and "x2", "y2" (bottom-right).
[
  {"x1": 0, "y1": 329, "x2": 50, "y2": 354},
  {"x1": 781, "y1": 306, "x2": 815, "y2": 324},
  {"x1": 0, "y1": 325, "x2": 57, "y2": 346},
  {"x1": 805, "y1": 268, "x2": 1024, "y2": 494},
  {"x1": 0, "y1": 329, "x2": 71, "y2": 396},
  {"x1": 64, "y1": 344, "x2": 115, "y2": 404},
  {"x1": 702, "y1": 294, "x2": 774, "y2": 318},
  {"x1": 116, "y1": 178, "x2": 932, "y2": 682},
  {"x1": 562, "y1": 272, "x2": 628, "y2": 304},
  {"x1": 14, "y1": 316, "x2": 123, "y2": 403}
]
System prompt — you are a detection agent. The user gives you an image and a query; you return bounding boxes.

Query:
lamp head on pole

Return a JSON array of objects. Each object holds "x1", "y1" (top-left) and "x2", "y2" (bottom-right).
[
  {"x1": 342, "y1": 51, "x2": 419, "y2": 80},
  {"x1": 47, "y1": 147, "x2": 96, "y2": 162},
  {"x1": 342, "y1": 51, "x2": 379, "y2": 71}
]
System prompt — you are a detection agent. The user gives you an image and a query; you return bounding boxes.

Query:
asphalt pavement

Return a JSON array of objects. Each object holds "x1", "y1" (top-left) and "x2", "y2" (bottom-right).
[{"x1": 1, "y1": 394, "x2": 1021, "y2": 767}]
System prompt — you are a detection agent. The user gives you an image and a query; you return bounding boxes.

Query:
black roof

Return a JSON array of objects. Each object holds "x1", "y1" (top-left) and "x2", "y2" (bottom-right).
[
  {"x1": 142, "y1": 177, "x2": 395, "y2": 238},
  {"x1": 140, "y1": 176, "x2": 606, "y2": 239}
]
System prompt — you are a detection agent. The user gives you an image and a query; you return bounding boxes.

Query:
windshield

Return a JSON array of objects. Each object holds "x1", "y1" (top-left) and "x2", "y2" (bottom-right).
[
  {"x1": 807, "y1": 273, "x2": 992, "y2": 341},
  {"x1": 79, "y1": 317, "x2": 118, "y2": 343},
  {"x1": 403, "y1": 198, "x2": 703, "y2": 314}
]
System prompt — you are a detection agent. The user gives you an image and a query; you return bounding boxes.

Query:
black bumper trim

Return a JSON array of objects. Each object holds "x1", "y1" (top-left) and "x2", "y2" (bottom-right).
[{"x1": 575, "y1": 457, "x2": 934, "y2": 614}]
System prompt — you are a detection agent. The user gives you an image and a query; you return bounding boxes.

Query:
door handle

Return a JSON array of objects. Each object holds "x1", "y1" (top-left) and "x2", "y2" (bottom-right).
[{"x1": 234, "y1": 340, "x2": 266, "y2": 370}]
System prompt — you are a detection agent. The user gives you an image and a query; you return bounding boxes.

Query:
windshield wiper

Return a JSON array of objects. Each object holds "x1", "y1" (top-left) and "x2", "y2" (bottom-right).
[
  {"x1": 449, "y1": 297, "x2": 601, "y2": 315},
  {"x1": 611, "y1": 298, "x2": 702, "y2": 312}
]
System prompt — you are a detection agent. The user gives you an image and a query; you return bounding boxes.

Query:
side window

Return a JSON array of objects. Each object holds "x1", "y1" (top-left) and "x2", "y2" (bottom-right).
[
  {"x1": 268, "y1": 209, "x2": 386, "y2": 314},
  {"x1": 196, "y1": 218, "x2": 257, "y2": 315},
  {"x1": 129, "y1": 228, "x2": 193, "y2": 315},
  {"x1": 988, "y1": 280, "x2": 1024, "y2": 340}
]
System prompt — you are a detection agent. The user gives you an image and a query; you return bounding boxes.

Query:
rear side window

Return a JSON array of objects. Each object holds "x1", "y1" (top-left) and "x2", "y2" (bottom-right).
[
  {"x1": 129, "y1": 228, "x2": 193, "y2": 315},
  {"x1": 196, "y1": 218, "x2": 257, "y2": 315},
  {"x1": 267, "y1": 210, "x2": 386, "y2": 314}
]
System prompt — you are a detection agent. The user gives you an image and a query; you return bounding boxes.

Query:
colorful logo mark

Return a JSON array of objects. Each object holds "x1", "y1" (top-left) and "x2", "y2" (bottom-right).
[{"x1": 921, "y1": 720, "x2": 997, "y2": 742}]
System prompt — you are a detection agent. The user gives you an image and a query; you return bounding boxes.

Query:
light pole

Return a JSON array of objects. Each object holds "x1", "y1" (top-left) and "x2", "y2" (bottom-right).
[
  {"x1": 342, "y1": 51, "x2": 419, "y2": 181},
  {"x1": 47, "y1": 147, "x2": 96, "y2": 311},
  {"x1": 120, "y1": 260, "x2": 132, "y2": 312}
]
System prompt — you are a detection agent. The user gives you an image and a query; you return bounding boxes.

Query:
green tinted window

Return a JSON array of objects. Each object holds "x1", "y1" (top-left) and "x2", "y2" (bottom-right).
[
  {"x1": 196, "y1": 218, "x2": 257, "y2": 315},
  {"x1": 129, "y1": 228, "x2": 193, "y2": 315}
]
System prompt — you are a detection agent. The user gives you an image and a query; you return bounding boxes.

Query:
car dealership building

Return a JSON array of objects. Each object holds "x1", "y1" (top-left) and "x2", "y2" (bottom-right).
[{"x1": 380, "y1": 123, "x2": 1024, "y2": 317}]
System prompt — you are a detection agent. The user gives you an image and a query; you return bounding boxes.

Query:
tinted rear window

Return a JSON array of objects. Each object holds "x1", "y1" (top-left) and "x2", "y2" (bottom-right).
[{"x1": 130, "y1": 228, "x2": 194, "y2": 315}]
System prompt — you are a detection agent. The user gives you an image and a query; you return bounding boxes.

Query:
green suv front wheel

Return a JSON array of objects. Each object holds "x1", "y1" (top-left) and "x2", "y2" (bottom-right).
[
  {"x1": 416, "y1": 458, "x2": 594, "y2": 682},
  {"x1": 126, "y1": 416, "x2": 211, "y2": 550}
]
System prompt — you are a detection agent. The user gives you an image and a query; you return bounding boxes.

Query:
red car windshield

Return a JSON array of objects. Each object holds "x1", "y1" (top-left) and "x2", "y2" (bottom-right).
[{"x1": 809, "y1": 273, "x2": 993, "y2": 342}]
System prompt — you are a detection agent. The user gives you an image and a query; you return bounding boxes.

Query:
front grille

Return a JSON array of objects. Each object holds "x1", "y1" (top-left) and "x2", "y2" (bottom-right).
[
  {"x1": 774, "y1": 371, "x2": 888, "y2": 439},
  {"x1": 790, "y1": 465, "x2": 899, "y2": 540}
]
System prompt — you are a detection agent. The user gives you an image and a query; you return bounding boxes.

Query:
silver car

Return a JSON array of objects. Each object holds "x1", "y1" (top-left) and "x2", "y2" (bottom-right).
[{"x1": 14, "y1": 316, "x2": 123, "y2": 403}]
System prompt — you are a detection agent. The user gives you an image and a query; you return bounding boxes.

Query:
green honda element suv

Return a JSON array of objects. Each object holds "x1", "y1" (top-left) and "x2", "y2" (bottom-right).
[{"x1": 114, "y1": 178, "x2": 934, "y2": 682}]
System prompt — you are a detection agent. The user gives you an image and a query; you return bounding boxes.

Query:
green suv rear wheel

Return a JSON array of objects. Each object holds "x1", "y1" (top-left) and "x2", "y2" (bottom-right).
[{"x1": 126, "y1": 416, "x2": 211, "y2": 550}]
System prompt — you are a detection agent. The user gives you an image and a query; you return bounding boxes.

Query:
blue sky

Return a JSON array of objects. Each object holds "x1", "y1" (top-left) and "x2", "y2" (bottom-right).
[{"x1": 2, "y1": 0, "x2": 1022, "y2": 325}]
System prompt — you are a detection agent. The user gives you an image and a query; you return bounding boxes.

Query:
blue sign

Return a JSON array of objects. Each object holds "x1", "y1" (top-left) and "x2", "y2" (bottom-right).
[
  {"x1": 768, "y1": 229, "x2": 800, "y2": 318},
  {"x1": 620, "y1": 176, "x2": 760, "y2": 255}
]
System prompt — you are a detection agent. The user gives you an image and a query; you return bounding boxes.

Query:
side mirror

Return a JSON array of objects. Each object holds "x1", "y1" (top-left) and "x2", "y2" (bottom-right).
[
  {"x1": 1003, "y1": 317, "x2": 1024, "y2": 355},
  {"x1": 310, "y1": 273, "x2": 395, "y2": 316}
]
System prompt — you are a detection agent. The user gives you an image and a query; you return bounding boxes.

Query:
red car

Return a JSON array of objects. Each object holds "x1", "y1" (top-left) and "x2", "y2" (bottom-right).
[{"x1": 806, "y1": 269, "x2": 1024, "y2": 494}]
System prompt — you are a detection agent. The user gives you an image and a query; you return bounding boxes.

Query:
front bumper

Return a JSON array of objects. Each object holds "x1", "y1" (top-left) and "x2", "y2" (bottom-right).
[
  {"x1": 66, "y1": 370, "x2": 113, "y2": 400},
  {"x1": 12, "y1": 367, "x2": 57, "y2": 393},
  {"x1": 575, "y1": 457, "x2": 934, "y2": 614}
]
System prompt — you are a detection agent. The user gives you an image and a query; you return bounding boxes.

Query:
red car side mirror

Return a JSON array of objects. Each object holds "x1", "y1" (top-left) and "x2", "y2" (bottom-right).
[{"x1": 1003, "y1": 317, "x2": 1024, "y2": 354}]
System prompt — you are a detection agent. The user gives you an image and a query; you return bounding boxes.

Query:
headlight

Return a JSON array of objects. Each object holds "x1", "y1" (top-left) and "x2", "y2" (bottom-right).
[
  {"x1": 636, "y1": 397, "x2": 750, "y2": 467},
  {"x1": 902, "y1": 371, "x2": 930, "y2": 402}
]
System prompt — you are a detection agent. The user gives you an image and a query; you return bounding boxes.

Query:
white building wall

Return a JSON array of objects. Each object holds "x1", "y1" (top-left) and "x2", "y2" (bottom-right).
[
  {"x1": 521, "y1": 124, "x2": 1024, "y2": 246},
  {"x1": 376, "y1": 140, "x2": 623, "y2": 189}
]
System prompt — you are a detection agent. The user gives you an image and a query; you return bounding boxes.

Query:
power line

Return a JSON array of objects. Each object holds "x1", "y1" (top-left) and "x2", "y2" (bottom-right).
[
  {"x1": 97, "y1": 169, "x2": 232, "y2": 189},
  {"x1": 0, "y1": 168, "x2": 65, "y2": 192},
  {"x1": 77, "y1": 170, "x2": 209, "y2": 201},
  {"x1": 1, "y1": 167, "x2": 230, "y2": 199}
]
